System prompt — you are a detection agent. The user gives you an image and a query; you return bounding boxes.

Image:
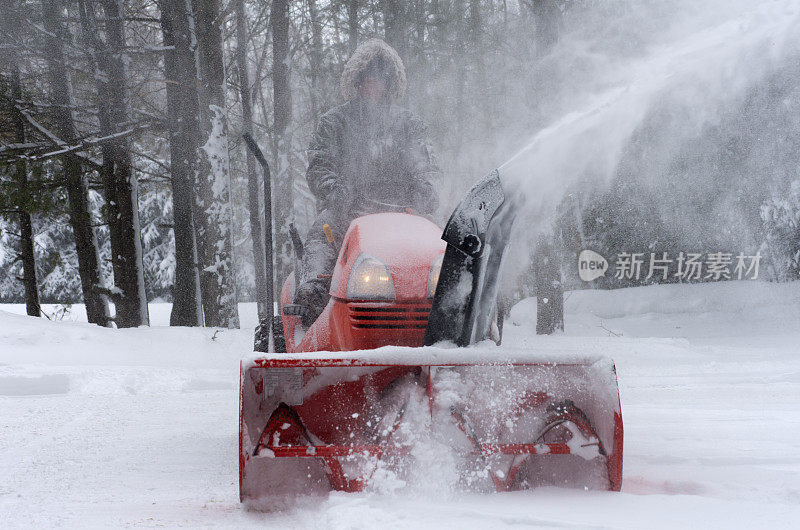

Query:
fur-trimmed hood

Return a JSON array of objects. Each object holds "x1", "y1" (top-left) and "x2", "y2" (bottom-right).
[{"x1": 340, "y1": 38, "x2": 406, "y2": 102}]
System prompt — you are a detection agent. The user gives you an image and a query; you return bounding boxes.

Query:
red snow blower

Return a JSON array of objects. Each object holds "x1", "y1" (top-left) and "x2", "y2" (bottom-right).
[{"x1": 240, "y1": 136, "x2": 623, "y2": 500}]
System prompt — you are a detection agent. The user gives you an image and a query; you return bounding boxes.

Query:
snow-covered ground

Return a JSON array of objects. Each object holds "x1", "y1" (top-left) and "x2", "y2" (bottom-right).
[{"x1": 2, "y1": 281, "x2": 799, "y2": 528}]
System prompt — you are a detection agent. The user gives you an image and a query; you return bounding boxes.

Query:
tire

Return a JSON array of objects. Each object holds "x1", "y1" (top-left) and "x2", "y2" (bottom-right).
[
  {"x1": 253, "y1": 318, "x2": 270, "y2": 353},
  {"x1": 272, "y1": 315, "x2": 287, "y2": 353}
]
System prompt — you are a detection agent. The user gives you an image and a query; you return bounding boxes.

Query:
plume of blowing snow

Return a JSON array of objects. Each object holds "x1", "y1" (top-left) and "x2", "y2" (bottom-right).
[{"x1": 496, "y1": 0, "x2": 800, "y2": 277}]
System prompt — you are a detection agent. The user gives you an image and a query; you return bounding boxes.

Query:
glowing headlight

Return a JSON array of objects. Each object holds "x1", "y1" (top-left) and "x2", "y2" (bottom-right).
[
  {"x1": 346, "y1": 254, "x2": 395, "y2": 300},
  {"x1": 427, "y1": 254, "x2": 444, "y2": 299}
]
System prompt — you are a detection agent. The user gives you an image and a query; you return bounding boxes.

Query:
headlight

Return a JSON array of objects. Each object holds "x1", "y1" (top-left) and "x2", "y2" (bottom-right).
[
  {"x1": 427, "y1": 254, "x2": 444, "y2": 299},
  {"x1": 347, "y1": 254, "x2": 395, "y2": 300}
]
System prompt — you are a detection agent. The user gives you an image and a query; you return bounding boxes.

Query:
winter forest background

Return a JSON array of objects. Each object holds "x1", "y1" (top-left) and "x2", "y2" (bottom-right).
[{"x1": 1, "y1": 0, "x2": 799, "y2": 328}]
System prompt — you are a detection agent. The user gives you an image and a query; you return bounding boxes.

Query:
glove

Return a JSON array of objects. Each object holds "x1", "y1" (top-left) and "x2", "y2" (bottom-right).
[{"x1": 292, "y1": 280, "x2": 330, "y2": 327}]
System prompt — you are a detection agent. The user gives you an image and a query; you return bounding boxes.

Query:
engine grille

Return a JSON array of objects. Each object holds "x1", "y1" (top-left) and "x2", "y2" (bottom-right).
[{"x1": 348, "y1": 303, "x2": 431, "y2": 330}]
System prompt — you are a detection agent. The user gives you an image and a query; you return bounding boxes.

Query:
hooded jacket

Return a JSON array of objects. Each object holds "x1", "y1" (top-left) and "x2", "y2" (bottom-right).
[{"x1": 306, "y1": 39, "x2": 440, "y2": 228}]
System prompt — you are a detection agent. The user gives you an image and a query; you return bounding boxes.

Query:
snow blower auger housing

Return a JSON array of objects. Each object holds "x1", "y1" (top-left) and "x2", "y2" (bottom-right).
[{"x1": 239, "y1": 167, "x2": 623, "y2": 501}]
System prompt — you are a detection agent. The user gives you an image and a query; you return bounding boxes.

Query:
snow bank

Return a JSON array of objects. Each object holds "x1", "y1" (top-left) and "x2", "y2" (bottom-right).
[
  {"x1": 509, "y1": 280, "x2": 800, "y2": 322},
  {"x1": 0, "y1": 301, "x2": 262, "y2": 328},
  {"x1": 509, "y1": 281, "x2": 800, "y2": 347},
  {"x1": 565, "y1": 281, "x2": 800, "y2": 319},
  {"x1": 2, "y1": 280, "x2": 800, "y2": 528},
  {"x1": 0, "y1": 308, "x2": 251, "y2": 369}
]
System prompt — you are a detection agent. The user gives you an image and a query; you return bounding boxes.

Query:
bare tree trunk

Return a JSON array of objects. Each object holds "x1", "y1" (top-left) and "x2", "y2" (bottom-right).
[
  {"x1": 7, "y1": 46, "x2": 40, "y2": 317},
  {"x1": 192, "y1": 0, "x2": 240, "y2": 328},
  {"x1": 413, "y1": 0, "x2": 426, "y2": 59},
  {"x1": 80, "y1": 0, "x2": 149, "y2": 327},
  {"x1": 78, "y1": 2, "x2": 122, "y2": 310},
  {"x1": 534, "y1": 234, "x2": 564, "y2": 335},
  {"x1": 381, "y1": 0, "x2": 408, "y2": 63},
  {"x1": 307, "y1": 0, "x2": 323, "y2": 119},
  {"x1": 41, "y1": 0, "x2": 111, "y2": 326},
  {"x1": 271, "y1": 0, "x2": 294, "y2": 291},
  {"x1": 17, "y1": 197, "x2": 39, "y2": 317},
  {"x1": 528, "y1": 0, "x2": 562, "y2": 55},
  {"x1": 405, "y1": 0, "x2": 427, "y2": 104},
  {"x1": 101, "y1": 0, "x2": 149, "y2": 327},
  {"x1": 453, "y1": 0, "x2": 466, "y2": 162},
  {"x1": 2, "y1": 0, "x2": 40, "y2": 317},
  {"x1": 160, "y1": 0, "x2": 203, "y2": 327},
  {"x1": 469, "y1": 0, "x2": 494, "y2": 141},
  {"x1": 572, "y1": 193, "x2": 588, "y2": 252},
  {"x1": 347, "y1": 0, "x2": 359, "y2": 55},
  {"x1": 235, "y1": 0, "x2": 269, "y2": 320}
]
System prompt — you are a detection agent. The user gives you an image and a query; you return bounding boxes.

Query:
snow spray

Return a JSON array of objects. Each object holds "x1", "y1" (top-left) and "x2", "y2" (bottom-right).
[{"x1": 496, "y1": 0, "x2": 800, "y2": 280}]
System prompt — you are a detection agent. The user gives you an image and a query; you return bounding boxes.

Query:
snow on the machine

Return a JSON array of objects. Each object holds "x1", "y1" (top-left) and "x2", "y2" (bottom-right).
[{"x1": 239, "y1": 347, "x2": 622, "y2": 499}]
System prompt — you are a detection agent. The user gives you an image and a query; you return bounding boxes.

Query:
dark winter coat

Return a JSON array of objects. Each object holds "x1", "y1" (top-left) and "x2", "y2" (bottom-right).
[
  {"x1": 305, "y1": 39, "x2": 441, "y2": 231},
  {"x1": 294, "y1": 39, "x2": 442, "y2": 319}
]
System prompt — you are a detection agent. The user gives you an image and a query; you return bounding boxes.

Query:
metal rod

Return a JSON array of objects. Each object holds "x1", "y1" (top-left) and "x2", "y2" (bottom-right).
[{"x1": 242, "y1": 133, "x2": 274, "y2": 327}]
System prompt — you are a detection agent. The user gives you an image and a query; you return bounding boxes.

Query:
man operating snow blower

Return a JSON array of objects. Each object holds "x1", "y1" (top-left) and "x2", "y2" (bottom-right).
[
  {"x1": 292, "y1": 38, "x2": 442, "y2": 326},
  {"x1": 239, "y1": 40, "x2": 622, "y2": 502}
]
